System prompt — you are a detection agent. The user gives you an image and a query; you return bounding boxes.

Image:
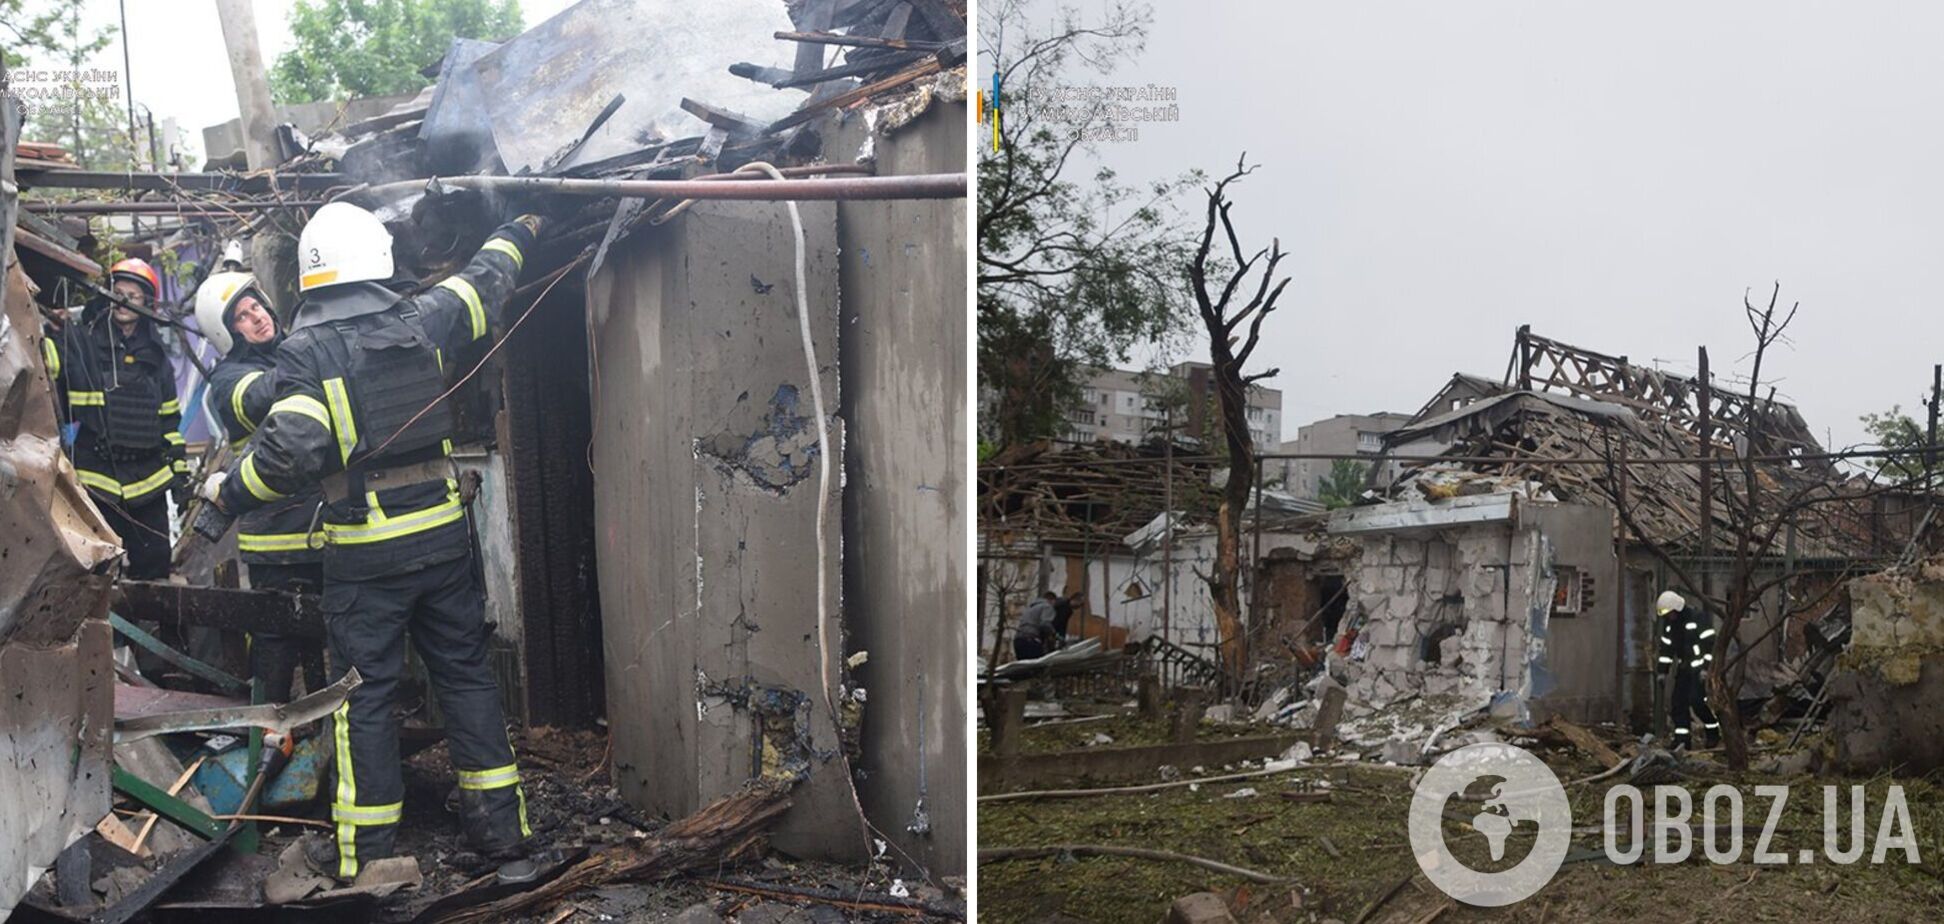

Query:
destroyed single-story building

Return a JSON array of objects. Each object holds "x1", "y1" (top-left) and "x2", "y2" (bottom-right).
[
  {"x1": 978, "y1": 439, "x2": 1344, "y2": 691},
  {"x1": 1312, "y1": 328, "x2": 1922, "y2": 730}
]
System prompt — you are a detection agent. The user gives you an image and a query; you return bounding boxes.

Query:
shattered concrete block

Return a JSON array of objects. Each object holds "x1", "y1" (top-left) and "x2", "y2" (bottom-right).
[
  {"x1": 1379, "y1": 737, "x2": 1424, "y2": 765},
  {"x1": 1169, "y1": 892, "x2": 1239, "y2": 924}
]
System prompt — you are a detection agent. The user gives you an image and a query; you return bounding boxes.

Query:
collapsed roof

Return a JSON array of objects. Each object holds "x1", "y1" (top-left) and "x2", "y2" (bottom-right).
[{"x1": 1372, "y1": 328, "x2": 1894, "y2": 560}]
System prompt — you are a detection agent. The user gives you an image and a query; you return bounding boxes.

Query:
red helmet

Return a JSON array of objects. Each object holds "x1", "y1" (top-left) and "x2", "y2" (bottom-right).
[{"x1": 109, "y1": 258, "x2": 160, "y2": 299}]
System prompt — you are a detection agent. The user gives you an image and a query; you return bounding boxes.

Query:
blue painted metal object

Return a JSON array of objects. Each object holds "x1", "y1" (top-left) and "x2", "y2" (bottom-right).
[{"x1": 263, "y1": 734, "x2": 329, "y2": 810}]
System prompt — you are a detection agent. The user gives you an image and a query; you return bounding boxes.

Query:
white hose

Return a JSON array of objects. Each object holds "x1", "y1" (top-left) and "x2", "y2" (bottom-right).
[{"x1": 735, "y1": 162, "x2": 867, "y2": 838}]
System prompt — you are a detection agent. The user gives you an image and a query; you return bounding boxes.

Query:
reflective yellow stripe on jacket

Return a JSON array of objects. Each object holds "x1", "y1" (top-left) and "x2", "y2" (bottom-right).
[
  {"x1": 437, "y1": 276, "x2": 487, "y2": 341},
  {"x1": 322, "y1": 378, "x2": 358, "y2": 465},
  {"x1": 323, "y1": 489, "x2": 465, "y2": 545},
  {"x1": 78, "y1": 463, "x2": 174, "y2": 500},
  {"x1": 232, "y1": 370, "x2": 266, "y2": 430}
]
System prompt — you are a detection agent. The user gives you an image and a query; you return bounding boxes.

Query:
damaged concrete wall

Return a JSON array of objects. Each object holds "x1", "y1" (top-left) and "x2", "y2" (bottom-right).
[
  {"x1": 587, "y1": 200, "x2": 865, "y2": 860},
  {"x1": 1521, "y1": 502, "x2": 1621, "y2": 723},
  {"x1": 1, "y1": 247, "x2": 123, "y2": 915},
  {"x1": 1825, "y1": 562, "x2": 1944, "y2": 771},
  {"x1": 1330, "y1": 499, "x2": 1613, "y2": 721},
  {"x1": 829, "y1": 100, "x2": 967, "y2": 875}
]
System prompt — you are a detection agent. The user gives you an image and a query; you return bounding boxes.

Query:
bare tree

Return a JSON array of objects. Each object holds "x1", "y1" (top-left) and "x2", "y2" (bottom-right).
[
  {"x1": 1185, "y1": 156, "x2": 1289, "y2": 678},
  {"x1": 1604, "y1": 284, "x2": 1926, "y2": 770}
]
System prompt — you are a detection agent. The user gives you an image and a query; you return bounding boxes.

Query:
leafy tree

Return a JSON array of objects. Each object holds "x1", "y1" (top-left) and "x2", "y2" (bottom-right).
[
  {"x1": 1317, "y1": 459, "x2": 1367, "y2": 509},
  {"x1": 271, "y1": 0, "x2": 523, "y2": 104},
  {"x1": 1859, "y1": 403, "x2": 1930, "y2": 481},
  {"x1": 978, "y1": 0, "x2": 1200, "y2": 448},
  {"x1": 3, "y1": 0, "x2": 135, "y2": 170},
  {"x1": 0, "y1": 0, "x2": 109, "y2": 69}
]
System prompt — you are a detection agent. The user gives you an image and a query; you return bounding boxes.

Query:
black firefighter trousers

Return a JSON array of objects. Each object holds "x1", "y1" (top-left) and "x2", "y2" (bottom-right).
[{"x1": 323, "y1": 554, "x2": 527, "y2": 879}]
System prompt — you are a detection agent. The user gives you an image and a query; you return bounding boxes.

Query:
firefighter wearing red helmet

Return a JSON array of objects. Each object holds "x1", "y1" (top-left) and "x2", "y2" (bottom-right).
[{"x1": 46, "y1": 257, "x2": 186, "y2": 581}]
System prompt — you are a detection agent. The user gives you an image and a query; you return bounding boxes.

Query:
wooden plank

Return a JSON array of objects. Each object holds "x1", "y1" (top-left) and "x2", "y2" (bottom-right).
[
  {"x1": 768, "y1": 57, "x2": 944, "y2": 131},
  {"x1": 1547, "y1": 715, "x2": 1622, "y2": 769}
]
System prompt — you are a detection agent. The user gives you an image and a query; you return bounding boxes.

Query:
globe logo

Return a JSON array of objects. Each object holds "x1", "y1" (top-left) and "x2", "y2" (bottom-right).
[{"x1": 1408, "y1": 743, "x2": 1573, "y2": 906}]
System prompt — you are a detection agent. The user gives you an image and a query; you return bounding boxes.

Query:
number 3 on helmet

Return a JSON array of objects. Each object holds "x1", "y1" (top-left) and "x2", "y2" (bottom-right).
[{"x1": 297, "y1": 202, "x2": 394, "y2": 293}]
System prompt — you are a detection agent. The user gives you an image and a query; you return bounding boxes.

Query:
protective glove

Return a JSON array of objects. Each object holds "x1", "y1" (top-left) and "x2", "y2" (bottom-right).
[
  {"x1": 200, "y1": 471, "x2": 229, "y2": 510},
  {"x1": 513, "y1": 213, "x2": 547, "y2": 239}
]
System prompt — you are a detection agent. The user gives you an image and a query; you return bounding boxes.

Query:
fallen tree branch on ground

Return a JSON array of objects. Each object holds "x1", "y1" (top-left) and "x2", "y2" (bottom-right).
[
  {"x1": 979, "y1": 764, "x2": 1310, "y2": 802},
  {"x1": 979, "y1": 844, "x2": 1286, "y2": 884},
  {"x1": 424, "y1": 781, "x2": 794, "y2": 924}
]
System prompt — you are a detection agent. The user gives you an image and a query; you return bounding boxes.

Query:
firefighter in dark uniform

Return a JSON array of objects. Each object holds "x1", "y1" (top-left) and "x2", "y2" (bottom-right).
[
  {"x1": 50, "y1": 258, "x2": 187, "y2": 579},
  {"x1": 195, "y1": 271, "x2": 323, "y2": 702},
  {"x1": 1655, "y1": 589, "x2": 1721, "y2": 748},
  {"x1": 200, "y1": 203, "x2": 543, "y2": 882}
]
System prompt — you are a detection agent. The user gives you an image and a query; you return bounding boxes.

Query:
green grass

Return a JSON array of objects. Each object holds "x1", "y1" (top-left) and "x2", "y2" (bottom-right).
[{"x1": 978, "y1": 751, "x2": 1944, "y2": 923}]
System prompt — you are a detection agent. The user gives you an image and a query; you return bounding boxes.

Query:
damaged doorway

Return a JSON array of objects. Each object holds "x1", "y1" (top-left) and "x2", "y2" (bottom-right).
[{"x1": 497, "y1": 275, "x2": 605, "y2": 727}]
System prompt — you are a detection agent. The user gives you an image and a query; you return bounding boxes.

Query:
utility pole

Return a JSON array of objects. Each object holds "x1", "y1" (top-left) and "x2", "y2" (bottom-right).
[
  {"x1": 1927, "y1": 364, "x2": 1940, "y2": 488},
  {"x1": 215, "y1": 0, "x2": 279, "y2": 170},
  {"x1": 1697, "y1": 346, "x2": 1712, "y2": 602},
  {"x1": 1162, "y1": 404, "x2": 1174, "y2": 646},
  {"x1": 215, "y1": 0, "x2": 297, "y2": 316}
]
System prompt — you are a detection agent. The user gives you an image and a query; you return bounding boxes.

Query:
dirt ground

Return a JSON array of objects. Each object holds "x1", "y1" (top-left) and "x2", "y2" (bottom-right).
[{"x1": 978, "y1": 744, "x2": 1944, "y2": 923}]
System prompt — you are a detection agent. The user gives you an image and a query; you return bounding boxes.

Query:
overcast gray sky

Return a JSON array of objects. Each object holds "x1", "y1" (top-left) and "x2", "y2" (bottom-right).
[
  {"x1": 20, "y1": 0, "x2": 575, "y2": 163},
  {"x1": 1012, "y1": 1, "x2": 1944, "y2": 450}
]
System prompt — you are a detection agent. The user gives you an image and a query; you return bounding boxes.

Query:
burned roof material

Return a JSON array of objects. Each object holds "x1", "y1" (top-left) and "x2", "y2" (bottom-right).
[
  {"x1": 979, "y1": 440, "x2": 1223, "y2": 546},
  {"x1": 1371, "y1": 328, "x2": 1895, "y2": 560}
]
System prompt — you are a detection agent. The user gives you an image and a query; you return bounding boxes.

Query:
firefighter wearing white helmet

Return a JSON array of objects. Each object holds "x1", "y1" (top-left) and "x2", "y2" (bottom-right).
[
  {"x1": 202, "y1": 201, "x2": 547, "y2": 883},
  {"x1": 1655, "y1": 588, "x2": 1720, "y2": 748},
  {"x1": 194, "y1": 270, "x2": 323, "y2": 705}
]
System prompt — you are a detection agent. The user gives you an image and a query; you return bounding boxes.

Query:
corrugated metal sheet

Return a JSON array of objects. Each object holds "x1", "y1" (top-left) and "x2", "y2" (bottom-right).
[{"x1": 1, "y1": 85, "x2": 125, "y2": 917}]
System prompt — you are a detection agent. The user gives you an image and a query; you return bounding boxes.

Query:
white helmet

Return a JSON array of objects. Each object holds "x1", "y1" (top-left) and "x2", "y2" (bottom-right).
[
  {"x1": 297, "y1": 202, "x2": 393, "y2": 292},
  {"x1": 193, "y1": 271, "x2": 259, "y2": 355},
  {"x1": 1656, "y1": 590, "x2": 1686, "y2": 615}
]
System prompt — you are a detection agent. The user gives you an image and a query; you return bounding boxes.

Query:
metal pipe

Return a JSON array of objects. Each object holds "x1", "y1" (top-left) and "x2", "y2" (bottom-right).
[
  {"x1": 24, "y1": 200, "x2": 325, "y2": 215},
  {"x1": 359, "y1": 172, "x2": 967, "y2": 202},
  {"x1": 13, "y1": 169, "x2": 347, "y2": 192}
]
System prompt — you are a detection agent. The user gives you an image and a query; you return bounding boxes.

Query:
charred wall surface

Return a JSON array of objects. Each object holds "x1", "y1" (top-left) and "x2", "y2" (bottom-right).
[
  {"x1": 586, "y1": 200, "x2": 864, "y2": 861},
  {"x1": 502, "y1": 278, "x2": 605, "y2": 726}
]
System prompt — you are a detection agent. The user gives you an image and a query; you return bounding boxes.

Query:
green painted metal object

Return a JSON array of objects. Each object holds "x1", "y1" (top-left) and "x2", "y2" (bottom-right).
[{"x1": 110, "y1": 764, "x2": 224, "y2": 840}]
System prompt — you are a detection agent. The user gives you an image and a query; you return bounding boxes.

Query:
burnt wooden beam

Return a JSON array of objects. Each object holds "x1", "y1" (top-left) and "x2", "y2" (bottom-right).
[
  {"x1": 678, "y1": 98, "x2": 770, "y2": 138},
  {"x1": 773, "y1": 29, "x2": 947, "y2": 52},
  {"x1": 116, "y1": 581, "x2": 326, "y2": 640},
  {"x1": 729, "y1": 62, "x2": 797, "y2": 86},
  {"x1": 775, "y1": 51, "x2": 924, "y2": 88}
]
